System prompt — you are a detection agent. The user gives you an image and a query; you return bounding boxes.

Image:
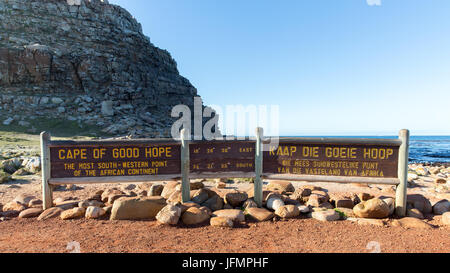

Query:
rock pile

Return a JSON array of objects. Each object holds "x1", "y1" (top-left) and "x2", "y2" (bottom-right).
[{"x1": 1, "y1": 177, "x2": 449, "y2": 228}]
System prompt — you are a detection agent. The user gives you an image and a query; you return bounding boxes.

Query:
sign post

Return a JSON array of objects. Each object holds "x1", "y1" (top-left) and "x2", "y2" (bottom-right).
[
  {"x1": 254, "y1": 127, "x2": 264, "y2": 207},
  {"x1": 40, "y1": 131, "x2": 53, "y2": 210},
  {"x1": 181, "y1": 128, "x2": 191, "y2": 203},
  {"x1": 395, "y1": 129, "x2": 410, "y2": 217}
]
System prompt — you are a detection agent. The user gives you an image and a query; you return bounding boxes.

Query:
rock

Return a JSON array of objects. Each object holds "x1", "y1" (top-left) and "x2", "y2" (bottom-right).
[
  {"x1": 245, "y1": 208, "x2": 275, "y2": 222},
  {"x1": 275, "y1": 205, "x2": 300, "y2": 218},
  {"x1": 433, "y1": 199, "x2": 450, "y2": 215},
  {"x1": 181, "y1": 207, "x2": 210, "y2": 225},
  {"x1": 110, "y1": 196, "x2": 166, "y2": 220},
  {"x1": 353, "y1": 198, "x2": 390, "y2": 219},
  {"x1": 408, "y1": 173, "x2": 419, "y2": 181},
  {"x1": 212, "y1": 209, "x2": 245, "y2": 223},
  {"x1": 27, "y1": 199, "x2": 42, "y2": 208},
  {"x1": 442, "y1": 212, "x2": 450, "y2": 226},
  {"x1": 392, "y1": 217, "x2": 433, "y2": 229},
  {"x1": 61, "y1": 207, "x2": 86, "y2": 220},
  {"x1": 190, "y1": 181, "x2": 205, "y2": 190},
  {"x1": 380, "y1": 197, "x2": 395, "y2": 216},
  {"x1": 85, "y1": 206, "x2": 106, "y2": 219},
  {"x1": 335, "y1": 198, "x2": 354, "y2": 209},
  {"x1": 210, "y1": 217, "x2": 234, "y2": 228},
  {"x1": 266, "y1": 197, "x2": 285, "y2": 211},
  {"x1": 347, "y1": 218, "x2": 385, "y2": 227},
  {"x1": 101, "y1": 101, "x2": 114, "y2": 117},
  {"x1": 435, "y1": 178, "x2": 447, "y2": 184},
  {"x1": 407, "y1": 208, "x2": 424, "y2": 219},
  {"x1": 3, "y1": 201, "x2": 27, "y2": 212},
  {"x1": 78, "y1": 200, "x2": 104, "y2": 209},
  {"x1": 18, "y1": 208, "x2": 43, "y2": 219},
  {"x1": 407, "y1": 194, "x2": 432, "y2": 214},
  {"x1": 166, "y1": 190, "x2": 182, "y2": 204},
  {"x1": 216, "y1": 182, "x2": 227, "y2": 189},
  {"x1": 179, "y1": 202, "x2": 201, "y2": 214},
  {"x1": 306, "y1": 194, "x2": 322, "y2": 207},
  {"x1": 242, "y1": 199, "x2": 258, "y2": 210},
  {"x1": 37, "y1": 207, "x2": 63, "y2": 220},
  {"x1": 156, "y1": 205, "x2": 181, "y2": 225},
  {"x1": 202, "y1": 195, "x2": 224, "y2": 211},
  {"x1": 335, "y1": 207, "x2": 356, "y2": 219},
  {"x1": 0, "y1": 210, "x2": 19, "y2": 218},
  {"x1": 290, "y1": 188, "x2": 312, "y2": 201},
  {"x1": 191, "y1": 189, "x2": 210, "y2": 204},
  {"x1": 224, "y1": 191, "x2": 248, "y2": 207},
  {"x1": 311, "y1": 210, "x2": 341, "y2": 222},
  {"x1": 266, "y1": 181, "x2": 295, "y2": 193},
  {"x1": 357, "y1": 192, "x2": 375, "y2": 202},
  {"x1": 121, "y1": 184, "x2": 136, "y2": 191},
  {"x1": 148, "y1": 184, "x2": 164, "y2": 196},
  {"x1": 296, "y1": 205, "x2": 311, "y2": 214},
  {"x1": 161, "y1": 182, "x2": 180, "y2": 199},
  {"x1": 415, "y1": 166, "x2": 429, "y2": 176},
  {"x1": 101, "y1": 189, "x2": 125, "y2": 203},
  {"x1": 3, "y1": 117, "x2": 14, "y2": 126},
  {"x1": 56, "y1": 200, "x2": 80, "y2": 210}
]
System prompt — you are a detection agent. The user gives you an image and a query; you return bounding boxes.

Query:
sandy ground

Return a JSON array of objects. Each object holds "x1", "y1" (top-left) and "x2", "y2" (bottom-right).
[{"x1": 0, "y1": 174, "x2": 449, "y2": 253}]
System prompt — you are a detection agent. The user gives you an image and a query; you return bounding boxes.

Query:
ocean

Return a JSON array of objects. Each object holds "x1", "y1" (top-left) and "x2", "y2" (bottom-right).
[{"x1": 287, "y1": 136, "x2": 450, "y2": 163}]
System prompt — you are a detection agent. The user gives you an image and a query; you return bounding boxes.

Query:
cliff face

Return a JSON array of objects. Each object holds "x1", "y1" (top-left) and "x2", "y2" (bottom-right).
[{"x1": 0, "y1": 0, "x2": 203, "y2": 137}]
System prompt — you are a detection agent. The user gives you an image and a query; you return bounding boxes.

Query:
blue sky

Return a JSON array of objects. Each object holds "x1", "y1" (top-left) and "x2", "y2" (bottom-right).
[{"x1": 110, "y1": 0, "x2": 450, "y2": 136}]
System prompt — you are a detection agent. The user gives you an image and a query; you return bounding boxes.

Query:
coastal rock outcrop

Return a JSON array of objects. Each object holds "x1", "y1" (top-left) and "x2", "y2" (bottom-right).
[{"x1": 0, "y1": 0, "x2": 213, "y2": 137}]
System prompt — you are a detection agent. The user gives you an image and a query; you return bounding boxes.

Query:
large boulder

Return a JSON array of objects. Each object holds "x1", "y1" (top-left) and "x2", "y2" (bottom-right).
[
  {"x1": 85, "y1": 206, "x2": 106, "y2": 219},
  {"x1": 433, "y1": 199, "x2": 450, "y2": 215},
  {"x1": 224, "y1": 191, "x2": 248, "y2": 208},
  {"x1": 266, "y1": 181, "x2": 295, "y2": 193},
  {"x1": 245, "y1": 208, "x2": 275, "y2": 222},
  {"x1": 212, "y1": 209, "x2": 245, "y2": 223},
  {"x1": 3, "y1": 201, "x2": 27, "y2": 212},
  {"x1": 61, "y1": 207, "x2": 86, "y2": 220},
  {"x1": 181, "y1": 207, "x2": 210, "y2": 225},
  {"x1": 210, "y1": 217, "x2": 234, "y2": 228},
  {"x1": 37, "y1": 207, "x2": 63, "y2": 221},
  {"x1": 353, "y1": 198, "x2": 390, "y2": 219},
  {"x1": 110, "y1": 196, "x2": 166, "y2": 220},
  {"x1": 406, "y1": 194, "x2": 432, "y2": 214},
  {"x1": 266, "y1": 197, "x2": 285, "y2": 211},
  {"x1": 311, "y1": 210, "x2": 341, "y2": 222},
  {"x1": 202, "y1": 195, "x2": 224, "y2": 211},
  {"x1": 161, "y1": 182, "x2": 180, "y2": 199},
  {"x1": 275, "y1": 205, "x2": 300, "y2": 218},
  {"x1": 156, "y1": 204, "x2": 181, "y2": 225},
  {"x1": 19, "y1": 208, "x2": 43, "y2": 219},
  {"x1": 442, "y1": 212, "x2": 450, "y2": 226}
]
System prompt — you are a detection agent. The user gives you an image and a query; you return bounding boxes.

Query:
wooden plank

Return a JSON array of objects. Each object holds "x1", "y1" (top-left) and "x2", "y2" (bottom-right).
[
  {"x1": 48, "y1": 138, "x2": 179, "y2": 147},
  {"x1": 181, "y1": 129, "x2": 191, "y2": 203},
  {"x1": 266, "y1": 137, "x2": 402, "y2": 146},
  {"x1": 48, "y1": 174, "x2": 181, "y2": 185},
  {"x1": 263, "y1": 174, "x2": 400, "y2": 185},
  {"x1": 40, "y1": 132, "x2": 53, "y2": 209},
  {"x1": 395, "y1": 129, "x2": 410, "y2": 216},
  {"x1": 254, "y1": 127, "x2": 264, "y2": 207}
]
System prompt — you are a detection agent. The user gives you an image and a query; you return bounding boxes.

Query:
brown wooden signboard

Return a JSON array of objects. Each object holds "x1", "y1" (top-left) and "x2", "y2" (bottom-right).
[
  {"x1": 190, "y1": 141, "x2": 255, "y2": 174},
  {"x1": 49, "y1": 142, "x2": 181, "y2": 179},
  {"x1": 264, "y1": 143, "x2": 400, "y2": 178}
]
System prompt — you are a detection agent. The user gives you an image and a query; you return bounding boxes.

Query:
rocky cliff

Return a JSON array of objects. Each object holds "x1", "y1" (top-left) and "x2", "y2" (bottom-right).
[{"x1": 0, "y1": 0, "x2": 205, "y2": 137}]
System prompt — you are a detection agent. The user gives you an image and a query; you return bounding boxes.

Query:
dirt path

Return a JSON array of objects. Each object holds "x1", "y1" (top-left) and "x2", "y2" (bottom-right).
[{"x1": 0, "y1": 217, "x2": 448, "y2": 253}]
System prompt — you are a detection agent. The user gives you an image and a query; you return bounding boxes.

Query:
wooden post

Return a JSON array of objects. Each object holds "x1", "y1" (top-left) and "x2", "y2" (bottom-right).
[
  {"x1": 395, "y1": 129, "x2": 410, "y2": 217},
  {"x1": 254, "y1": 127, "x2": 264, "y2": 207},
  {"x1": 180, "y1": 128, "x2": 191, "y2": 203},
  {"x1": 40, "y1": 132, "x2": 53, "y2": 210}
]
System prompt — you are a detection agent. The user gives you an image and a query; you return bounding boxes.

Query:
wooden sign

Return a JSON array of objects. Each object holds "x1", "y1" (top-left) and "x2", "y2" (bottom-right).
[
  {"x1": 264, "y1": 143, "x2": 400, "y2": 178},
  {"x1": 49, "y1": 141, "x2": 181, "y2": 179},
  {"x1": 190, "y1": 141, "x2": 255, "y2": 175}
]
